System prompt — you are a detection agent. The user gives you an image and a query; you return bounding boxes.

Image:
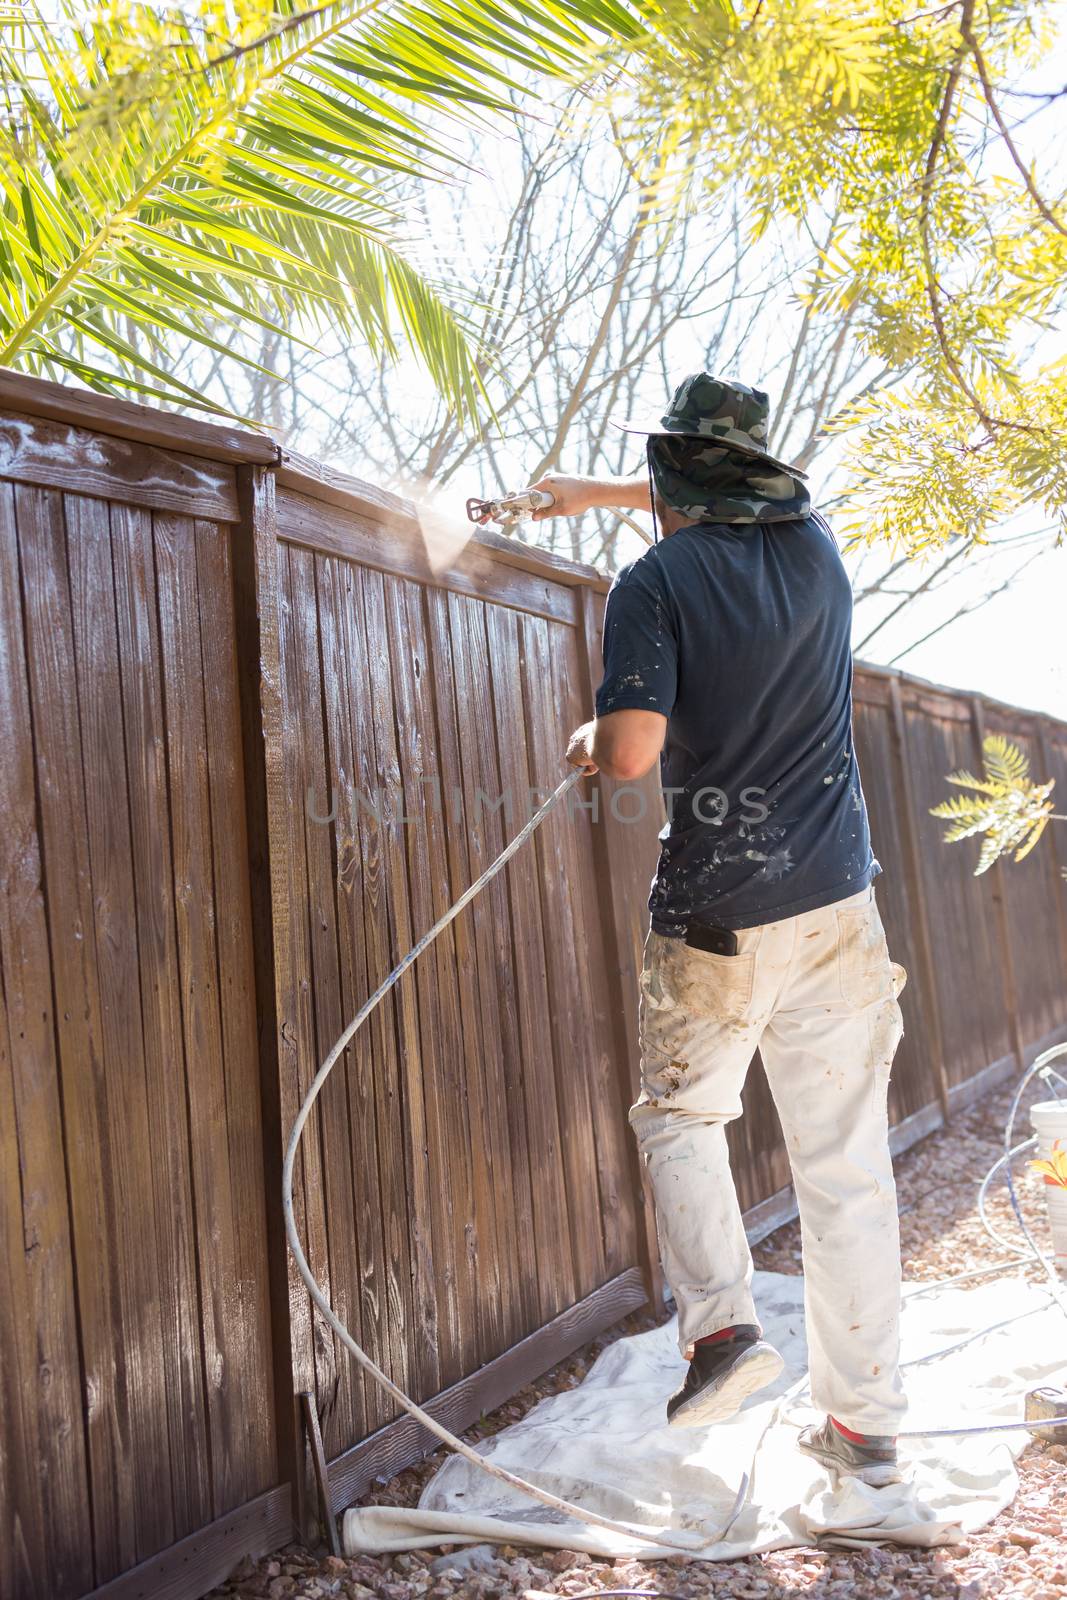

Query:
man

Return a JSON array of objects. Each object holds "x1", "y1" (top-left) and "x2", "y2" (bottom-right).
[{"x1": 531, "y1": 374, "x2": 907, "y2": 1488}]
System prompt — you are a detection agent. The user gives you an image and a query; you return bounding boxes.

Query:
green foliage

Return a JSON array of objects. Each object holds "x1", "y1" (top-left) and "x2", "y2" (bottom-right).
[
  {"x1": 0, "y1": 0, "x2": 644, "y2": 418},
  {"x1": 931, "y1": 733, "x2": 1060, "y2": 875},
  {"x1": 615, "y1": 0, "x2": 1067, "y2": 551}
]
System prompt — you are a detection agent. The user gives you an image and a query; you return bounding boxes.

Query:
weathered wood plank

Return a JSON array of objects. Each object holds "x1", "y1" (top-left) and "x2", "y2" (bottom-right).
[
  {"x1": 285, "y1": 543, "x2": 364, "y2": 1456},
  {"x1": 484, "y1": 602, "x2": 576, "y2": 1321},
  {"x1": 970, "y1": 697, "x2": 1026, "y2": 1075},
  {"x1": 359, "y1": 567, "x2": 442, "y2": 1398},
  {"x1": 446, "y1": 594, "x2": 540, "y2": 1338},
  {"x1": 84, "y1": 1485, "x2": 293, "y2": 1600},
  {"x1": 382, "y1": 573, "x2": 477, "y2": 1388},
  {"x1": 17, "y1": 482, "x2": 135, "y2": 1585},
  {"x1": 519, "y1": 613, "x2": 606, "y2": 1299},
  {"x1": 551, "y1": 622, "x2": 638, "y2": 1279},
  {"x1": 328, "y1": 558, "x2": 415, "y2": 1408},
  {"x1": 109, "y1": 500, "x2": 212, "y2": 1538},
  {"x1": 65, "y1": 492, "x2": 175, "y2": 1573},
  {"x1": 276, "y1": 488, "x2": 577, "y2": 626},
  {"x1": 314, "y1": 554, "x2": 392, "y2": 1436},
  {"x1": 573, "y1": 586, "x2": 663, "y2": 1300},
  {"x1": 277, "y1": 451, "x2": 603, "y2": 588},
  {"x1": 446, "y1": 590, "x2": 527, "y2": 1348},
  {"x1": 0, "y1": 481, "x2": 92, "y2": 1600},
  {"x1": 0, "y1": 367, "x2": 278, "y2": 467},
  {"x1": 229, "y1": 464, "x2": 302, "y2": 1513},
  {"x1": 153, "y1": 509, "x2": 247, "y2": 1518},
  {"x1": 887, "y1": 675, "x2": 952, "y2": 1122},
  {"x1": 0, "y1": 410, "x2": 238, "y2": 519},
  {"x1": 275, "y1": 543, "x2": 338, "y2": 1416},
  {"x1": 420, "y1": 585, "x2": 506, "y2": 1369},
  {"x1": 193, "y1": 519, "x2": 278, "y2": 1499}
]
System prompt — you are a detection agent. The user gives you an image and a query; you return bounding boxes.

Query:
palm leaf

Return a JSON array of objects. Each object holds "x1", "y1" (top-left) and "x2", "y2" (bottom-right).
[{"x1": 0, "y1": 0, "x2": 644, "y2": 420}]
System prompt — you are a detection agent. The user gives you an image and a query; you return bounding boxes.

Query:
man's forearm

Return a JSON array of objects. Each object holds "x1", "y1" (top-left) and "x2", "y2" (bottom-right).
[
  {"x1": 529, "y1": 470, "x2": 652, "y2": 521},
  {"x1": 586, "y1": 472, "x2": 651, "y2": 513}
]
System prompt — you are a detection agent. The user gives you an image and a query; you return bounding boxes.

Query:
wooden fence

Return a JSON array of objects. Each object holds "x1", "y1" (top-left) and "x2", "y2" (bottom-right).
[{"x1": 1, "y1": 370, "x2": 1065, "y2": 1600}]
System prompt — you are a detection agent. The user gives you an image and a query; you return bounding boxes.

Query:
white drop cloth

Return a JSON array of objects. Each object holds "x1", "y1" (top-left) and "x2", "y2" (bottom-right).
[{"x1": 343, "y1": 1270, "x2": 1065, "y2": 1560}]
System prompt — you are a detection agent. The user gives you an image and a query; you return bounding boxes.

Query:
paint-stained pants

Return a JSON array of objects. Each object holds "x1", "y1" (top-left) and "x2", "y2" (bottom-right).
[{"x1": 630, "y1": 884, "x2": 907, "y2": 1435}]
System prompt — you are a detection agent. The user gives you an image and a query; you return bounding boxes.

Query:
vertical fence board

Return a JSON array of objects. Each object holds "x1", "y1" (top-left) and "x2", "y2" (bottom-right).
[
  {"x1": 348, "y1": 565, "x2": 420, "y2": 1405},
  {"x1": 288, "y1": 544, "x2": 362, "y2": 1454},
  {"x1": 444, "y1": 590, "x2": 527, "y2": 1347},
  {"x1": 388, "y1": 575, "x2": 480, "y2": 1379},
  {"x1": 18, "y1": 483, "x2": 133, "y2": 1584},
  {"x1": 229, "y1": 466, "x2": 300, "y2": 1528},
  {"x1": 573, "y1": 587, "x2": 663, "y2": 1297},
  {"x1": 876, "y1": 679, "x2": 949, "y2": 1122},
  {"x1": 65, "y1": 492, "x2": 174, "y2": 1570},
  {"x1": 276, "y1": 543, "x2": 340, "y2": 1419},
  {"x1": 0, "y1": 483, "x2": 92, "y2": 1600},
  {"x1": 519, "y1": 614, "x2": 607, "y2": 1301},
  {"x1": 485, "y1": 604, "x2": 575, "y2": 1320},
  {"x1": 193, "y1": 519, "x2": 277, "y2": 1496},
  {"x1": 549, "y1": 625, "x2": 640, "y2": 1279},
  {"x1": 362, "y1": 569, "x2": 443, "y2": 1398},
  {"x1": 314, "y1": 556, "x2": 391, "y2": 1433},
  {"x1": 1037, "y1": 721, "x2": 1067, "y2": 992},
  {"x1": 422, "y1": 586, "x2": 508, "y2": 1364},
  {"x1": 154, "y1": 509, "x2": 255, "y2": 1519},
  {"x1": 900, "y1": 692, "x2": 1014, "y2": 1086},
  {"x1": 111, "y1": 500, "x2": 212, "y2": 1540}
]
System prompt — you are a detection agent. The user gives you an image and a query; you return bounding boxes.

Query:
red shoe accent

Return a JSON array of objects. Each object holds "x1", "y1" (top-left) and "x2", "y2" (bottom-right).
[
  {"x1": 831, "y1": 1415, "x2": 892, "y2": 1445},
  {"x1": 695, "y1": 1327, "x2": 741, "y2": 1346}
]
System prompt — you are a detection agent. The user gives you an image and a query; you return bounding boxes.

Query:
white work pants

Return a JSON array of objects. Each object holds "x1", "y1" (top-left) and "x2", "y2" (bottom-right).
[{"x1": 630, "y1": 885, "x2": 908, "y2": 1435}]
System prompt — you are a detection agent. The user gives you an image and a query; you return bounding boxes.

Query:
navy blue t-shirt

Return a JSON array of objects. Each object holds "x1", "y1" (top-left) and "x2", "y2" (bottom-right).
[{"x1": 595, "y1": 513, "x2": 878, "y2": 935}]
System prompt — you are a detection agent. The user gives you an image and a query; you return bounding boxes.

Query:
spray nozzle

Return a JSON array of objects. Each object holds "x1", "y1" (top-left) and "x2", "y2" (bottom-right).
[{"x1": 466, "y1": 487, "x2": 555, "y2": 528}]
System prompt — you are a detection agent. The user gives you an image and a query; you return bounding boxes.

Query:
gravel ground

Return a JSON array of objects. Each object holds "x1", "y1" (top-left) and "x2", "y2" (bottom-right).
[{"x1": 211, "y1": 1077, "x2": 1066, "y2": 1600}]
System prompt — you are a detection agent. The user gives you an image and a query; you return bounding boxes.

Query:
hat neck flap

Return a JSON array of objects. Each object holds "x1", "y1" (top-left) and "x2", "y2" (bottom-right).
[{"x1": 648, "y1": 436, "x2": 810, "y2": 525}]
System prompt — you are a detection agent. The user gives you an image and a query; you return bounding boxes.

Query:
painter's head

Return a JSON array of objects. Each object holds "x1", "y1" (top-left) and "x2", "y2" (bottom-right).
[{"x1": 612, "y1": 373, "x2": 810, "y2": 536}]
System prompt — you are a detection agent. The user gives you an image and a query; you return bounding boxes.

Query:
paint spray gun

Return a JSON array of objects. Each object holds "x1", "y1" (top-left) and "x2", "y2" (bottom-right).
[
  {"x1": 466, "y1": 485, "x2": 653, "y2": 547},
  {"x1": 466, "y1": 487, "x2": 556, "y2": 528}
]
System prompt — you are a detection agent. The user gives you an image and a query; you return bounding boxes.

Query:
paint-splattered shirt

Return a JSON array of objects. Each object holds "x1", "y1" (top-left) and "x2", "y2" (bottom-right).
[{"x1": 595, "y1": 513, "x2": 879, "y2": 934}]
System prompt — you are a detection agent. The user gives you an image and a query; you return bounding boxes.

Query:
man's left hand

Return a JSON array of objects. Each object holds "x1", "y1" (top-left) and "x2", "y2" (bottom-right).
[{"x1": 565, "y1": 721, "x2": 598, "y2": 774}]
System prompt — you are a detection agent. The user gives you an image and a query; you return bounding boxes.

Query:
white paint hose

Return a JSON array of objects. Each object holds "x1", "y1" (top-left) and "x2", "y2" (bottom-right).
[{"x1": 282, "y1": 767, "x2": 729, "y2": 1555}]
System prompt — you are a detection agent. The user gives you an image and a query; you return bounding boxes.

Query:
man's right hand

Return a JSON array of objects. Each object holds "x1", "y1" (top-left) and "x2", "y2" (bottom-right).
[{"x1": 526, "y1": 474, "x2": 599, "y2": 520}]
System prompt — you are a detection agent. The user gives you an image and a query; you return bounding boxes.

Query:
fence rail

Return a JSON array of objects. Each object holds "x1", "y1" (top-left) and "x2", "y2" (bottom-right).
[{"x1": 1, "y1": 369, "x2": 1064, "y2": 1600}]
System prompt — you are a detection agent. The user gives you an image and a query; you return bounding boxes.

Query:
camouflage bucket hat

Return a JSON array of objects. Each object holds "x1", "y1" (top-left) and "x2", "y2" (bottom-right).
[{"x1": 612, "y1": 372, "x2": 807, "y2": 480}]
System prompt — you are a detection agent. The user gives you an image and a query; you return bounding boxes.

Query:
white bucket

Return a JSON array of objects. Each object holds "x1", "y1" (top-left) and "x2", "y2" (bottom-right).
[{"x1": 1030, "y1": 1100, "x2": 1067, "y2": 1278}]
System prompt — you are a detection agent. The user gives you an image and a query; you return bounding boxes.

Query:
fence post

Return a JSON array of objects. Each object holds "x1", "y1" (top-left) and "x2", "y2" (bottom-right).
[
  {"x1": 575, "y1": 584, "x2": 664, "y2": 1308},
  {"x1": 231, "y1": 463, "x2": 302, "y2": 1533},
  {"x1": 970, "y1": 696, "x2": 1027, "y2": 1073},
  {"x1": 887, "y1": 675, "x2": 953, "y2": 1123}
]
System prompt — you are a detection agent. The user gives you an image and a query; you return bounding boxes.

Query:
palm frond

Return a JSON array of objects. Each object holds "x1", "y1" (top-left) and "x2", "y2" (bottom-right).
[{"x1": 0, "y1": 0, "x2": 644, "y2": 420}]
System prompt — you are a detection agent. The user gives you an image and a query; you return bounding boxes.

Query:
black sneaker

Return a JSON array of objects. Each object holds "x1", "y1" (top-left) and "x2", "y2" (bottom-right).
[
  {"x1": 797, "y1": 1416, "x2": 901, "y2": 1487},
  {"x1": 666, "y1": 1325, "x2": 785, "y2": 1428}
]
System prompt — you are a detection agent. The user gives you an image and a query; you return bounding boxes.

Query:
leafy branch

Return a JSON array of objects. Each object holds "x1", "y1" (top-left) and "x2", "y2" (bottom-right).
[{"x1": 930, "y1": 733, "x2": 1066, "y2": 876}]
